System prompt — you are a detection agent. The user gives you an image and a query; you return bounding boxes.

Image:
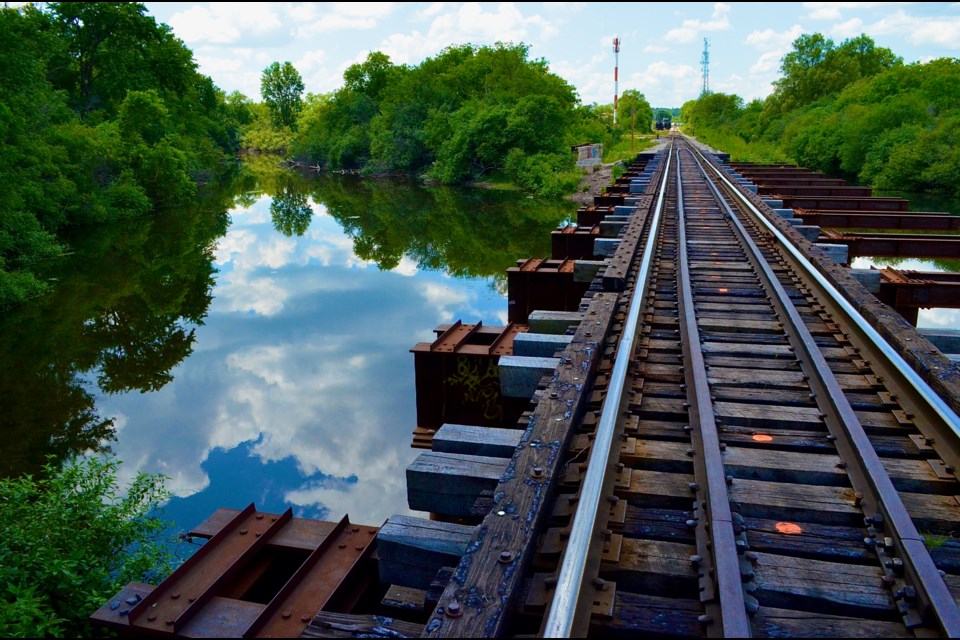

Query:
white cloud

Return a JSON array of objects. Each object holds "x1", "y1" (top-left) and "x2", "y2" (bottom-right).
[
  {"x1": 803, "y1": 2, "x2": 916, "y2": 21},
  {"x1": 643, "y1": 44, "x2": 671, "y2": 54},
  {"x1": 421, "y1": 282, "x2": 471, "y2": 322},
  {"x1": 168, "y1": 3, "x2": 282, "y2": 44},
  {"x1": 664, "y1": 2, "x2": 732, "y2": 44},
  {"x1": 293, "y1": 2, "x2": 397, "y2": 38},
  {"x1": 392, "y1": 255, "x2": 420, "y2": 277},
  {"x1": 744, "y1": 25, "x2": 805, "y2": 74},
  {"x1": 379, "y1": 2, "x2": 558, "y2": 65},
  {"x1": 861, "y1": 10, "x2": 960, "y2": 49}
]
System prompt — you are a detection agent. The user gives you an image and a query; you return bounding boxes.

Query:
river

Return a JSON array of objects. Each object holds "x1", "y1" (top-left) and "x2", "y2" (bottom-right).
[{"x1": 0, "y1": 158, "x2": 574, "y2": 551}]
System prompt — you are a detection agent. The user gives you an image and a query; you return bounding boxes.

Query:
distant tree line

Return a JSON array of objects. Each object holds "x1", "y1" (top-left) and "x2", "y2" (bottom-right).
[
  {"x1": 0, "y1": 3, "x2": 245, "y2": 309},
  {"x1": 681, "y1": 33, "x2": 960, "y2": 196},
  {"x1": 239, "y1": 44, "x2": 653, "y2": 197}
]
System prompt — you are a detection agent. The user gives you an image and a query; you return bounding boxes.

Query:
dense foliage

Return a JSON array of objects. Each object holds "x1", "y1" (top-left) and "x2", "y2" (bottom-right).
[
  {"x1": 245, "y1": 44, "x2": 647, "y2": 196},
  {"x1": 0, "y1": 3, "x2": 241, "y2": 309},
  {"x1": 681, "y1": 33, "x2": 960, "y2": 196},
  {"x1": 0, "y1": 457, "x2": 173, "y2": 638}
]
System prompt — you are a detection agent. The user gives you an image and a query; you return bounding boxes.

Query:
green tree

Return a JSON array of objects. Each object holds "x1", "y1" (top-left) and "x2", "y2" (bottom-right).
[
  {"x1": 261, "y1": 61, "x2": 305, "y2": 129},
  {"x1": 617, "y1": 89, "x2": 653, "y2": 132},
  {"x1": 270, "y1": 190, "x2": 313, "y2": 236},
  {"x1": 0, "y1": 456, "x2": 173, "y2": 638}
]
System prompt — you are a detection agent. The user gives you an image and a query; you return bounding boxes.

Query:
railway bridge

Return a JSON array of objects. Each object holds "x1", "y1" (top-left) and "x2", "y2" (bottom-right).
[{"x1": 94, "y1": 134, "x2": 960, "y2": 638}]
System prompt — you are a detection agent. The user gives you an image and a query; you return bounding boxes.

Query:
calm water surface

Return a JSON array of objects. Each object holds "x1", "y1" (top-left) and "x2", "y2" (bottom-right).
[
  {"x1": 853, "y1": 189, "x2": 960, "y2": 330},
  {"x1": 0, "y1": 161, "x2": 574, "y2": 544}
]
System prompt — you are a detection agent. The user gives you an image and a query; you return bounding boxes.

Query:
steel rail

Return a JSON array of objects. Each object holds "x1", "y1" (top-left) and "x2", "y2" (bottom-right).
[
  {"x1": 542, "y1": 142, "x2": 674, "y2": 638},
  {"x1": 674, "y1": 151, "x2": 753, "y2": 637},
  {"x1": 687, "y1": 145, "x2": 960, "y2": 636}
]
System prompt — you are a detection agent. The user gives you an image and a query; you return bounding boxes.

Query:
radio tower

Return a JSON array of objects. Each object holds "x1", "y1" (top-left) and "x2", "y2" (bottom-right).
[
  {"x1": 613, "y1": 36, "x2": 620, "y2": 125},
  {"x1": 700, "y1": 37, "x2": 710, "y2": 97}
]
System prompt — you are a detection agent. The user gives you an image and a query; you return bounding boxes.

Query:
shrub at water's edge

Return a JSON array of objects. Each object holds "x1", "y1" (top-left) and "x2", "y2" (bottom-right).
[{"x1": 0, "y1": 456, "x2": 174, "y2": 638}]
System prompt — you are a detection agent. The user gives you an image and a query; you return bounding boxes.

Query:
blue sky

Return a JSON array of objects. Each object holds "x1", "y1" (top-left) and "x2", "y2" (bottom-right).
[{"x1": 143, "y1": 2, "x2": 960, "y2": 107}]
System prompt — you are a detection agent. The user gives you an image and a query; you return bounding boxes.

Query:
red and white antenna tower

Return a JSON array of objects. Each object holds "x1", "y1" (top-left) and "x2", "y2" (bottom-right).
[{"x1": 613, "y1": 36, "x2": 620, "y2": 125}]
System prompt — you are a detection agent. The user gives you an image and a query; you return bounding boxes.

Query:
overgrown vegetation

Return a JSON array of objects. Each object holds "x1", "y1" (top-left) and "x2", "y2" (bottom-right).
[
  {"x1": 682, "y1": 33, "x2": 960, "y2": 196},
  {"x1": 0, "y1": 3, "x2": 242, "y2": 309},
  {"x1": 0, "y1": 457, "x2": 174, "y2": 638},
  {"x1": 242, "y1": 44, "x2": 653, "y2": 197}
]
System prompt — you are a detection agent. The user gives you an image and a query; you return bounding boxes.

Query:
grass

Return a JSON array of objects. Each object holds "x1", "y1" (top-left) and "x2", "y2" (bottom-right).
[{"x1": 603, "y1": 133, "x2": 658, "y2": 164}]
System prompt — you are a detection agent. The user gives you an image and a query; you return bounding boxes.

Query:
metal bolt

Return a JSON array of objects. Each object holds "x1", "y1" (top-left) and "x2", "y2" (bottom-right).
[
  {"x1": 690, "y1": 555, "x2": 703, "y2": 565},
  {"x1": 338, "y1": 543, "x2": 347, "y2": 549},
  {"x1": 726, "y1": 475, "x2": 734, "y2": 485},
  {"x1": 836, "y1": 461, "x2": 847, "y2": 469},
  {"x1": 147, "y1": 614, "x2": 157, "y2": 622},
  {"x1": 165, "y1": 619, "x2": 174, "y2": 626},
  {"x1": 854, "y1": 492, "x2": 864, "y2": 507},
  {"x1": 446, "y1": 602, "x2": 463, "y2": 618},
  {"x1": 686, "y1": 448, "x2": 695, "y2": 457},
  {"x1": 688, "y1": 482, "x2": 699, "y2": 493},
  {"x1": 301, "y1": 614, "x2": 311, "y2": 622},
  {"x1": 239, "y1": 528, "x2": 248, "y2": 535},
  {"x1": 686, "y1": 519, "x2": 697, "y2": 529},
  {"x1": 255, "y1": 514, "x2": 264, "y2": 520},
  {"x1": 698, "y1": 615, "x2": 713, "y2": 625},
  {"x1": 171, "y1": 592, "x2": 180, "y2": 600},
  {"x1": 282, "y1": 611, "x2": 292, "y2": 619},
  {"x1": 532, "y1": 466, "x2": 544, "y2": 478},
  {"x1": 499, "y1": 551, "x2": 514, "y2": 563},
  {"x1": 826, "y1": 435, "x2": 836, "y2": 441},
  {"x1": 355, "y1": 545, "x2": 364, "y2": 551}
]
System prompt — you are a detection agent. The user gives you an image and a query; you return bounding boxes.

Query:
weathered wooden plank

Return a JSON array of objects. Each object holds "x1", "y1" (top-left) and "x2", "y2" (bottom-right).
[
  {"x1": 723, "y1": 445, "x2": 845, "y2": 485},
  {"x1": 752, "y1": 551, "x2": 894, "y2": 617},
  {"x1": 715, "y1": 402, "x2": 825, "y2": 428},
  {"x1": 301, "y1": 612, "x2": 423, "y2": 638},
  {"x1": 431, "y1": 424, "x2": 521, "y2": 458},
  {"x1": 744, "y1": 517, "x2": 870, "y2": 563},
  {"x1": 701, "y1": 342, "x2": 794, "y2": 358},
  {"x1": 424, "y1": 292, "x2": 621, "y2": 637},
  {"x1": 599, "y1": 539, "x2": 698, "y2": 596},
  {"x1": 621, "y1": 506, "x2": 695, "y2": 544},
  {"x1": 527, "y1": 310, "x2": 583, "y2": 335},
  {"x1": 499, "y1": 356, "x2": 560, "y2": 398},
  {"x1": 378, "y1": 516, "x2": 474, "y2": 590},
  {"x1": 381, "y1": 586, "x2": 427, "y2": 616},
  {"x1": 406, "y1": 452, "x2": 508, "y2": 517},
  {"x1": 599, "y1": 592, "x2": 704, "y2": 638},
  {"x1": 512, "y1": 333, "x2": 573, "y2": 358},
  {"x1": 752, "y1": 607, "x2": 909, "y2": 638},
  {"x1": 719, "y1": 425, "x2": 920, "y2": 457},
  {"x1": 704, "y1": 356, "x2": 809, "y2": 371}
]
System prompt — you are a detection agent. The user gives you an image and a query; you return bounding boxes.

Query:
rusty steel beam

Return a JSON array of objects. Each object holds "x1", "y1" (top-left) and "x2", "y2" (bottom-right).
[
  {"x1": 820, "y1": 229, "x2": 960, "y2": 259},
  {"x1": 129, "y1": 506, "x2": 293, "y2": 633},
  {"x1": 777, "y1": 196, "x2": 910, "y2": 211},
  {"x1": 795, "y1": 210, "x2": 960, "y2": 232},
  {"x1": 507, "y1": 258, "x2": 589, "y2": 324},
  {"x1": 877, "y1": 268, "x2": 960, "y2": 311}
]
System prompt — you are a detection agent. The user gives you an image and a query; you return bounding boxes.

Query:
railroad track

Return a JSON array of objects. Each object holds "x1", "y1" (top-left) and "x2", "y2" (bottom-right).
[
  {"x1": 542, "y1": 137, "x2": 960, "y2": 638},
  {"x1": 429, "y1": 135, "x2": 960, "y2": 638}
]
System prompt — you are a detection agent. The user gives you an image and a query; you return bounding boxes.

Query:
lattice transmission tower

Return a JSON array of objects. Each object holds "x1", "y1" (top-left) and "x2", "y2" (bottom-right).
[{"x1": 700, "y1": 37, "x2": 710, "y2": 97}]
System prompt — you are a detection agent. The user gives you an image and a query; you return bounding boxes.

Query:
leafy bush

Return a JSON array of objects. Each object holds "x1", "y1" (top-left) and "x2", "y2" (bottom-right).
[{"x1": 0, "y1": 457, "x2": 174, "y2": 638}]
